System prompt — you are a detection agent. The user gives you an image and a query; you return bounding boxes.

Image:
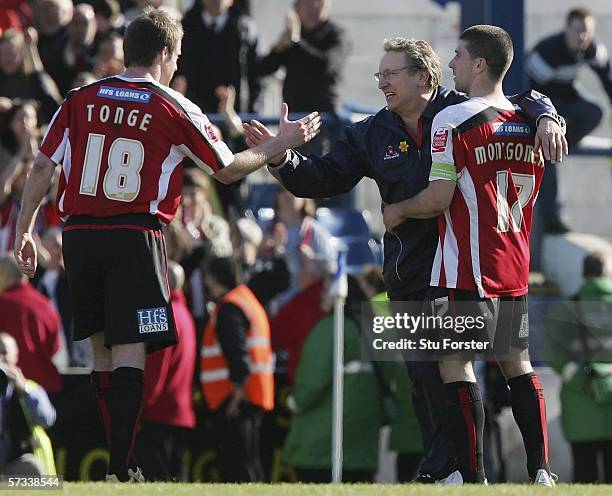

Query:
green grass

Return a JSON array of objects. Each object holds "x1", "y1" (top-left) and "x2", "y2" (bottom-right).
[{"x1": 18, "y1": 482, "x2": 612, "y2": 496}]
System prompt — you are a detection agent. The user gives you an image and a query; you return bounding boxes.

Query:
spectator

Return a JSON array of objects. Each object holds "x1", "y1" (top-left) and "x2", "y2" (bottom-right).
[
  {"x1": 33, "y1": 226, "x2": 93, "y2": 368},
  {"x1": 177, "y1": 0, "x2": 260, "y2": 113},
  {"x1": 257, "y1": 0, "x2": 350, "y2": 114},
  {"x1": 180, "y1": 167, "x2": 233, "y2": 332},
  {"x1": 0, "y1": 100, "x2": 39, "y2": 253},
  {"x1": 0, "y1": 332, "x2": 56, "y2": 476},
  {"x1": 235, "y1": 217, "x2": 291, "y2": 309},
  {"x1": 0, "y1": 254, "x2": 61, "y2": 393},
  {"x1": 526, "y1": 7, "x2": 612, "y2": 233},
  {"x1": 544, "y1": 252, "x2": 612, "y2": 482},
  {"x1": 36, "y1": 0, "x2": 73, "y2": 96},
  {"x1": 272, "y1": 186, "x2": 335, "y2": 309},
  {"x1": 270, "y1": 252, "x2": 330, "y2": 384},
  {"x1": 137, "y1": 261, "x2": 197, "y2": 481},
  {"x1": 92, "y1": 0, "x2": 125, "y2": 53},
  {"x1": 201, "y1": 256, "x2": 274, "y2": 482},
  {"x1": 47, "y1": 2, "x2": 97, "y2": 95},
  {"x1": 0, "y1": 28, "x2": 62, "y2": 123},
  {"x1": 282, "y1": 276, "x2": 382, "y2": 482},
  {"x1": 123, "y1": 0, "x2": 182, "y2": 25},
  {"x1": 92, "y1": 30, "x2": 124, "y2": 78}
]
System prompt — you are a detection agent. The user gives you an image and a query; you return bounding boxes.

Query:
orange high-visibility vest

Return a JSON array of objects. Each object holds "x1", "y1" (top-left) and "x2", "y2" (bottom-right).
[{"x1": 201, "y1": 284, "x2": 274, "y2": 411}]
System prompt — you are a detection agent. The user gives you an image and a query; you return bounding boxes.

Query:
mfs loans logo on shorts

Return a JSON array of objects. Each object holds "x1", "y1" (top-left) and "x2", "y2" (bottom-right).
[{"x1": 137, "y1": 307, "x2": 169, "y2": 333}]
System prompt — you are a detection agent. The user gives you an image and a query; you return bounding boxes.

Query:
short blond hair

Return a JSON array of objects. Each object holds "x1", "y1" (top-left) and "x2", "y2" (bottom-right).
[{"x1": 383, "y1": 37, "x2": 441, "y2": 89}]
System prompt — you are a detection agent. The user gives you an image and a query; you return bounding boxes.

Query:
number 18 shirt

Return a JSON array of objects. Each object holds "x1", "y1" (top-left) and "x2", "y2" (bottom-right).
[
  {"x1": 428, "y1": 97, "x2": 544, "y2": 298},
  {"x1": 40, "y1": 75, "x2": 235, "y2": 224}
]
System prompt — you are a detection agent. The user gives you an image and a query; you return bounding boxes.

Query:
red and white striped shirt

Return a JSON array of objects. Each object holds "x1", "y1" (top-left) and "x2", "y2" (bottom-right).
[
  {"x1": 40, "y1": 75, "x2": 235, "y2": 224},
  {"x1": 429, "y1": 97, "x2": 544, "y2": 298}
]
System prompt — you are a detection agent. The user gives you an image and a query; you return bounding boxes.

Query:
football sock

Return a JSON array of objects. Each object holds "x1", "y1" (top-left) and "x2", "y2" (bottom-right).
[
  {"x1": 108, "y1": 367, "x2": 144, "y2": 480},
  {"x1": 91, "y1": 370, "x2": 112, "y2": 443},
  {"x1": 508, "y1": 372, "x2": 550, "y2": 479},
  {"x1": 445, "y1": 381, "x2": 486, "y2": 483}
]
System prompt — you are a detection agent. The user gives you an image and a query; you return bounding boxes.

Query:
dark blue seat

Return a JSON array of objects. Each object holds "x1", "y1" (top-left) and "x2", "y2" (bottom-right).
[
  {"x1": 246, "y1": 182, "x2": 277, "y2": 211},
  {"x1": 316, "y1": 207, "x2": 373, "y2": 238}
]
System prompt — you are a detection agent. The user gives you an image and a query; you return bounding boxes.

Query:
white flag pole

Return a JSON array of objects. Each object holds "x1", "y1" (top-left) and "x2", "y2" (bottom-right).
[{"x1": 331, "y1": 250, "x2": 348, "y2": 483}]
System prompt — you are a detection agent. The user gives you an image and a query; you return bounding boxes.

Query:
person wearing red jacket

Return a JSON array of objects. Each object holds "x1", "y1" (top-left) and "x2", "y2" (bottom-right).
[
  {"x1": 270, "y1": 254, "x2": 330, "y2": 384},
  {"x1": 0, "y1": 253, "x2": 61, "y2": 394},
  {"x1": 136, "y1": 261, "x2": 196, "y2": 481}
]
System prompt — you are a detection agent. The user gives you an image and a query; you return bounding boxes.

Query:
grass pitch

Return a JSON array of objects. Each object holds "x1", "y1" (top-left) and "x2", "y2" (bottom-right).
[{"x1": 19, "y1": 482, "x2": 612, "y2": 496}]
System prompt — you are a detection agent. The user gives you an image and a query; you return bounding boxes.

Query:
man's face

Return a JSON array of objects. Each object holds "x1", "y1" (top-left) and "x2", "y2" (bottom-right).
[
  {"x1": 0, "y1": 336, "x2": 18, "y2": 367},
  {"x1": 448, "y1": 40, "x2": 476, "y2": 94},
  {"x1": 565, "y1": 16, "x2": 595, "y2": 52},
  {"x1": 377, "y1": 51, "x2": 420, "y2": 113},
  {"x1": 68, "y1": 6, "x2": 96, "y2": 46},
  {"x1": 161, "y1": 41, "x2": 181, "y2": 86},
  {"x1": 0, "y1": 39, "x2": 22, "y2": 75}
]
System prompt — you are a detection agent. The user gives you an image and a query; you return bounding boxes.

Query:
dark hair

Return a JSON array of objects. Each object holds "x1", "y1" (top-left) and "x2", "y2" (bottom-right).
[
  {"x1": 360, "y1": 264, "x2": 385, "y2": 295},
  {"x1": 567, "y1": 7, "x2": 592, "y2": 25},
  {"x1": 207, "y1": 256, "x2": 240, "y2": 290},
  {"x1": 459, "y1": 24, "x2": 514, "y2": 81},
  {"x1": 123, "y1": 7, "x2": 182, "y2": 68},
  {"x1": 94, "y1": 0, "x2": 121, "y2": 20},
  {"x1": 0, "y1": 99, "x2": 39, "y2": 154},
  {"x1": 583, "y1": 252, "x2": 606, "y2": 278}
]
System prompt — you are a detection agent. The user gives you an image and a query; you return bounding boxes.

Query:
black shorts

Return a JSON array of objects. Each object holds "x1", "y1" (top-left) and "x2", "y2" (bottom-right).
[
  {"x1": 419, "y1": 287, "x2": 530, "y2": 359},
  {"x1": 62, "y1": 213, "x2": 177, "y2": 353}
]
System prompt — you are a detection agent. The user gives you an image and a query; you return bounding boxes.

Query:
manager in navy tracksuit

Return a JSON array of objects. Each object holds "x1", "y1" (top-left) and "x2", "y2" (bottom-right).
[{"x1": 246, "y1": 37, "x2": 566, "y2": 481}]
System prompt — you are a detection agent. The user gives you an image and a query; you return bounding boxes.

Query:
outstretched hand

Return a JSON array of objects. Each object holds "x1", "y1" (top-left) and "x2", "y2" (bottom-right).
[
  {"x1": 276, "y1": 103, "x2": 321, "y2": 149},
  {"x1": 243, "y1": 103, "x2": 321, "y2": 163}
]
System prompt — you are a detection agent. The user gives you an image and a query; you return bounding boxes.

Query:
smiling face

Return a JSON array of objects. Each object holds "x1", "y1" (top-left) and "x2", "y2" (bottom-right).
[
  {"x1": 448, "y1": 40, "x2": 477, "y2": 94},
  {"x1": 377, "y1": 51, "x2": 423, "y2": 113}
]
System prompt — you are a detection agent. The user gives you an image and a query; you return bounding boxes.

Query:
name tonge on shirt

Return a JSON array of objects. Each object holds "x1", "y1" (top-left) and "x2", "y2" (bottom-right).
[
  {"x1": 474, "y1": 142, "x2": 542, "y2": 166},
  {"x1": 86, "y1": 104, "x2": 152, "y2": 131}
]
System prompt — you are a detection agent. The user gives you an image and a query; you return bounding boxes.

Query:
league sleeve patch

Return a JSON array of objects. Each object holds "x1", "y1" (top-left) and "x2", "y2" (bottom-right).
[
  {"x1": 97, "y1": 86, "x2": 152, "y2": 103},
  {"x1": 137, "y1": 307, "x2": 169, "y2": 333},
  {"x1": 432, "y1": 127, "x2": 449, "y2": 153}
]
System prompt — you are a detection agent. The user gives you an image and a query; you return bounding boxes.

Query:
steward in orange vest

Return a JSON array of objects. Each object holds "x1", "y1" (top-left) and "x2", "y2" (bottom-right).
[{"x1": 201, "y1": 277, "x2": 274, "y2": 412}]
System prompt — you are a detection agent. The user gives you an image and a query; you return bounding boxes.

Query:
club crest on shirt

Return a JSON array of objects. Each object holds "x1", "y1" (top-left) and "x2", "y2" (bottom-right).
[
  {"x1": 137, "y1": 307, "x2": 169, "y2": 333},
  {"x1": 384, "y1": 145, "x2": 400, "y2": 160},
  {"x1": 432, "y1": 127, "x2": 449, "y2": 153}
]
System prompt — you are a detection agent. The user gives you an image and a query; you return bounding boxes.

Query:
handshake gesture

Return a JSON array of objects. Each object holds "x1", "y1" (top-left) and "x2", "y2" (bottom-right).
[{"x1": 243, "y1": 103, "x2": 321, "y2": 165}]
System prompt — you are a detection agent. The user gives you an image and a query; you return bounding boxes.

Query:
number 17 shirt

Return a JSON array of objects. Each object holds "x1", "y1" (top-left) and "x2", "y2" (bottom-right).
[
  {"x1": 428, "y1": 97, "x2": 544, "y2": 298},
  {"x1": 40, "y1": 75, "x2": 235, "y2": 224}
]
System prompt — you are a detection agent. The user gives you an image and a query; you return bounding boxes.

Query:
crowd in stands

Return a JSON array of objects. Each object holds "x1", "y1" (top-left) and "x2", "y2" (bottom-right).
[{"x1": 0, "y1": 0, "x2": 610, "y2": 484}]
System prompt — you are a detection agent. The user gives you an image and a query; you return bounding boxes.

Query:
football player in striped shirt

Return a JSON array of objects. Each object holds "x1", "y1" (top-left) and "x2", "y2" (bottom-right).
[{"x1": 383, "y1": 25, "x2": 559, "y2": 485}]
